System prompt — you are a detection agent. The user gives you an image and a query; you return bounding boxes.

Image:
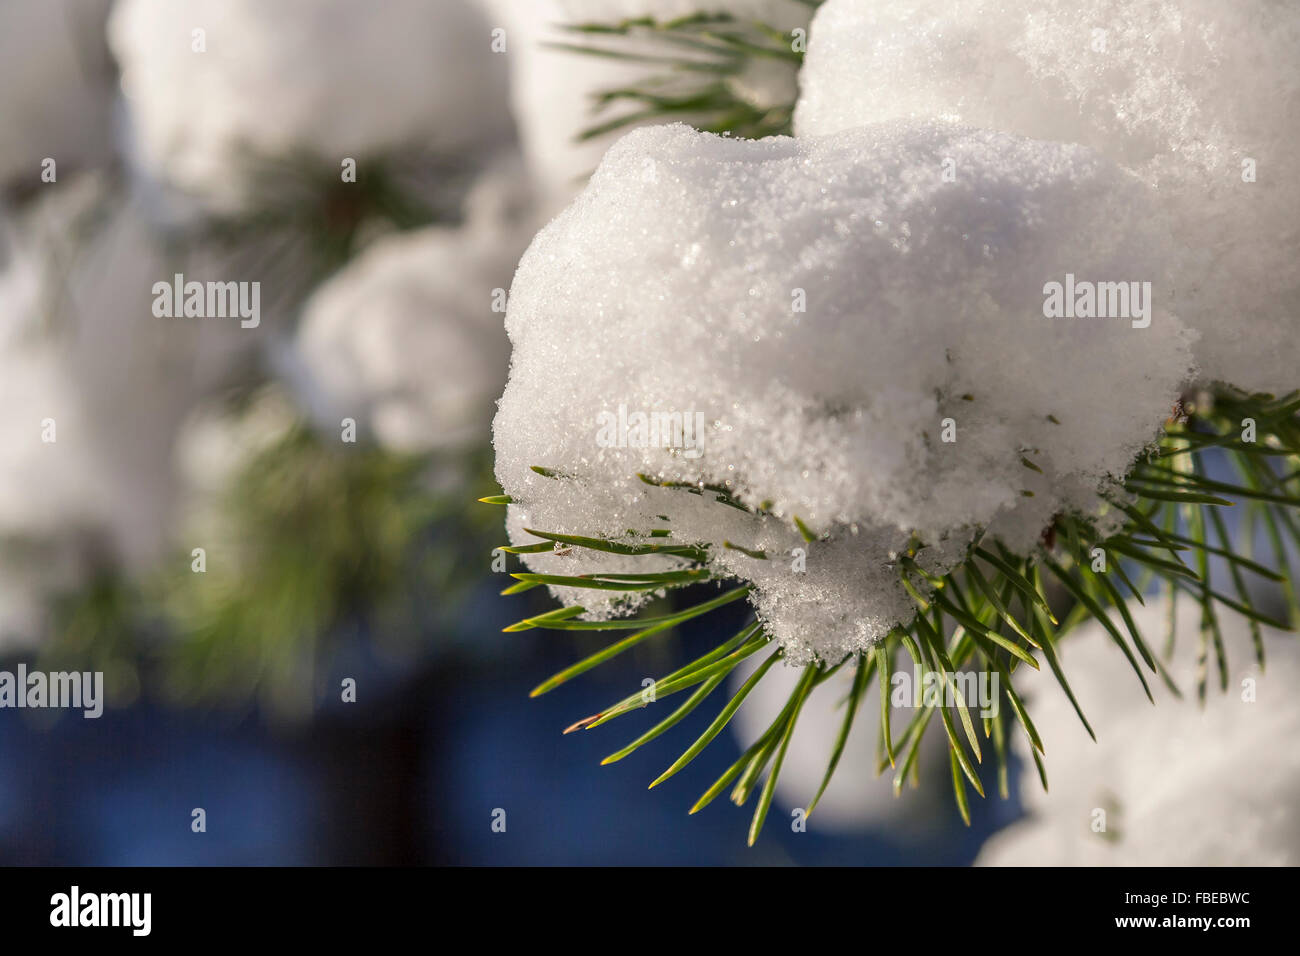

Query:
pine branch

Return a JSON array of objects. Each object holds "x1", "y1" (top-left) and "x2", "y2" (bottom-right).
[
  {"x1": 551, "y1": 8, "x2": 816, "y2": 147},
  {"x1": 484, "y1": 386, "x2": 1300, "y2": 841}
]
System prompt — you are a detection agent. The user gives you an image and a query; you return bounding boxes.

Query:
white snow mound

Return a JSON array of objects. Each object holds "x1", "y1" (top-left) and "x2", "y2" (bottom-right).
[
  {"x1": 796, "y1": 0, "x2": 1300, "y2": 397},
  {"x1": 493, "y1": 121, "x2": 1193, "y2": 662}
]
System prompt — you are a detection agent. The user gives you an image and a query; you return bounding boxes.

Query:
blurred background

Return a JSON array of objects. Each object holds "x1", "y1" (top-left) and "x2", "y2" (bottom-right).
[
  {"x1": 0, "y1": 0, "x2": 995, "y2": 865},
  {"x1": 1, "y1": 0, "x2": 1293, "y2": 866}
]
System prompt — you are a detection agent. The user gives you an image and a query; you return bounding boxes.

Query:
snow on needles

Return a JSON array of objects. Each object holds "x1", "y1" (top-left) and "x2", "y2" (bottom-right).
[{"x1": 493, "y1": 121, "x2": 1193, "y2": 663}]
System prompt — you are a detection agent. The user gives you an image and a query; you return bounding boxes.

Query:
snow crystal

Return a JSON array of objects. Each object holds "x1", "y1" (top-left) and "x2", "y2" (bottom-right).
[
  {"x1": 109, "y1": 0, "x2": 513, "y2": 213},
  {"x1": 977, "y1": 595, "x2": 1300, "y2": 865},
  {"x1": 493, "y1": 121, "x2": 1192, "y2": 662},
  {"x1": 796, "y1": 0, "x2": 1300, "y2": 397}
]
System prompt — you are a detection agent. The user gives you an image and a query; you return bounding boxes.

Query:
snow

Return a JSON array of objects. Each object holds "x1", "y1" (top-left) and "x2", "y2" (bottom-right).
[
  {"x1": 290, "y1": 159, "x2": 530, "y2": 454},
  {"x1": 0, "y1": 218, "x2": 134, "y2": 646},
  {"x1": 977, "y1": 595, "x2": 1300, "y2": 865},
  {"x1": 0, "y1": 181, "x2": 245, "y2": 645},
  {"x1": 493, "y1": 120, "x2": 1193, "y2": 662},
  {"x1": 795, "y1": 0, "x2": 1300, "y2": 398},
  {"x1": 109, "y1": 0, "x2": 513, "y2": 214},
  {"x1": 0, "y1": 186, "x2": 176, "y2": 564},
  {"x1": 289, "y1": 225, "x2": 515, "y2": 455}
]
